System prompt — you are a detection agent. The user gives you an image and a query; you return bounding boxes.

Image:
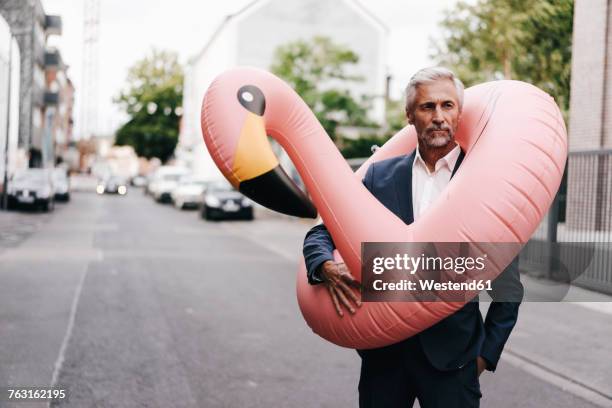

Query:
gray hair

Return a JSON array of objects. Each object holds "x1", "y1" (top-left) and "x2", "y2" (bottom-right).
[{"x1": 405, "y1": 67, "x2": 464, "y2": 114}]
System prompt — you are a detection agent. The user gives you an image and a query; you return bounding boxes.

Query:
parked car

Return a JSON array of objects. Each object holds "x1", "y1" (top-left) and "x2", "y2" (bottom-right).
[
  {"x1": 143, "y1": 172, "x2": 156, "y2": 195},
  {"x1": 148, "y1": 166, "x2": 189, "y2": 203},
  {"x1": 7, "y1": 168, "x2": 55, "y2": 211},
  {"x1": 53, "y1": 168, "x2": 71, "y2": 201},
  {"x1": 171, "y1": 177, "x2": 211, "y2": 210},
  {"x1": 200, "y1": 181, "x2": 253, "y2": 221},
  {"x1": 96, "y1": 176, "x2": 128, "y2": 195}
]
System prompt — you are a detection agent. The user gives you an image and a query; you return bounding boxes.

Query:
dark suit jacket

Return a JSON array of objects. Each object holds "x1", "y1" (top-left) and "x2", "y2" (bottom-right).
[{"x1": 302, "y1": 150, "x2": 523, "y2": 371}]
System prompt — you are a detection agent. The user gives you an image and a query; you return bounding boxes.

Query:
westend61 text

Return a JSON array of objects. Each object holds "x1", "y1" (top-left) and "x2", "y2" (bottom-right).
[{"x1": 372, "y1": 279, "x2": 493, "y2": 292}]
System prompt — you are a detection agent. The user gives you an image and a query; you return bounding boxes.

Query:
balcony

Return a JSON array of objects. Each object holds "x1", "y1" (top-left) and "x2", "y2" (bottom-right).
[
  {"x1": 45, "y1": 15, "x2": 63, "y2": 36},
  {"x1": 44, "y1": 49, "x2": 63, "y2": 69},
  {"x1": 44, "y1": 91, "x2": 60, "y2": 106}
]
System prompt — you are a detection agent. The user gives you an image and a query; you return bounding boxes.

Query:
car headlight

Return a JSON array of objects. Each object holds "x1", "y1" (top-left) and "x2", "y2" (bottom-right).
[
  {"x1": 96, "y1": 185, "x2": 105, "y2": 194},
  {"x1": 118, "y1": 185, "x2": 127, "y2": 195},
  {"x1": 241, "y1": 198, "x2": 252, "y2": 207},
  {"x1": 205, "y1": 196, "x2": 221, "y2": 207}
]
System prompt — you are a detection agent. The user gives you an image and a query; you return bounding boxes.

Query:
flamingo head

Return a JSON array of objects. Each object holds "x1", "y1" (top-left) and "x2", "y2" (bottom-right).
[{"x1": 202, "y1": 77, "x2": 317, "y2": 219}]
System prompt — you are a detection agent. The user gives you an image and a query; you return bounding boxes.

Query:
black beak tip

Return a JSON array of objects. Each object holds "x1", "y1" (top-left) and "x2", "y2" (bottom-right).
[
  {"x1": 239, "y1": 166, "x2": 318, "y2": 219},
  {"x1": 297, "y1": 202, "x2": 318, "y2": 219}
]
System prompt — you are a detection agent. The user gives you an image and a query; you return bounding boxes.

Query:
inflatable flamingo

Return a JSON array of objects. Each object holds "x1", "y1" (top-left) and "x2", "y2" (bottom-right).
[{"x1": 201, "y1": 67, "x2": 567, "y2": 349}]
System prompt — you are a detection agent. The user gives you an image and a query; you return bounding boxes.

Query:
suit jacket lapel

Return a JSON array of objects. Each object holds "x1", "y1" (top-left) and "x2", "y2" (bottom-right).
[
  {"x1": 451, "y1": 150, "x2": 465, "y2": 178},
  {"x1": 393, "y1": 152, "x2": 416, "y2": 225}
]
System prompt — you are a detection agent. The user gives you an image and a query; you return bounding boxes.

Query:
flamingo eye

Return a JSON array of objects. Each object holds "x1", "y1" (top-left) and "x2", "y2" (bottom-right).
[{"x1": 237, "y1": 85, "x2": 266, "y2": 116}]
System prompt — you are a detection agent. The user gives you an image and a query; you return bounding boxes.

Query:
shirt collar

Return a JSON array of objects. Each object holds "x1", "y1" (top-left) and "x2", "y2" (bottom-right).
[{"x1": 414, "y1": 143, "x2": 461, "y2": 174}]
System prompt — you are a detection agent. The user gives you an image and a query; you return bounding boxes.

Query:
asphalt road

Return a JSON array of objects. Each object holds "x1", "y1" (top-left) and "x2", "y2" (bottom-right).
[{"x1": 0, "y1": 189, "x2": 610, "y2": 408}]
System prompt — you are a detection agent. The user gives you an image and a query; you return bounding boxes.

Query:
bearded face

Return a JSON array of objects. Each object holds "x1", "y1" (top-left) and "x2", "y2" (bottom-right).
[{"x1": 406, "y1": 80, "x2": 461, "y2": 149}]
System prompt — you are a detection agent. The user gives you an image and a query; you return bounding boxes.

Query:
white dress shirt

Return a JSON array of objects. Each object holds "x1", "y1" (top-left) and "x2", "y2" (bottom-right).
[{"x1": 411, "y1": 143, "x2": 461, "y2": 221}]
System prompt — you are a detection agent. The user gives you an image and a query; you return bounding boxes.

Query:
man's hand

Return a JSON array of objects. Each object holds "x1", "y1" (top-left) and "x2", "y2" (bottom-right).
[
  {"x1": 476, "y1": 356, "x2": 488, "y2": 376},
  {"x1": 319, "y1": 261, "x2": 362, "y2": 317}
]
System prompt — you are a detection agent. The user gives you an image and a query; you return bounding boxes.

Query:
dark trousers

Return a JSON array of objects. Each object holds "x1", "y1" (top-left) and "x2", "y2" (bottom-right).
[{"x1": 358, "y1": 336, "x2": 482, "y2": 408}]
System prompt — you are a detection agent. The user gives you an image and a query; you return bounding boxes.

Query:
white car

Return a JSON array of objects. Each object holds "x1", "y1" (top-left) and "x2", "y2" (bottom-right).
[
  {"x1": 148, "y1": 166, "x2": 189, "y2": 203},
  {"x1": 7, "y1": 168, "x2": 56, "y2": 211},
  {"x1": 171, "y1": 177, "x2": 211, "y2": 209}
]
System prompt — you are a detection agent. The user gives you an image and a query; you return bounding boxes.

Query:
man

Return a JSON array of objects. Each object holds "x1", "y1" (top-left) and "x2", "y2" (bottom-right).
[{"x1": 302, "y1": 67, "x2": 523, "y2": 407}]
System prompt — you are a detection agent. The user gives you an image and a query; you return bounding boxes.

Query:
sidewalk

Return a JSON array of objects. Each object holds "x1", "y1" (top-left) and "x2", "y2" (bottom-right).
[
  {"x1": 0, "y1": 207, "x2": 54, "y2": 250},
  {"x1": 484, "y1": 299, "x2": 612, "y2": 406}
]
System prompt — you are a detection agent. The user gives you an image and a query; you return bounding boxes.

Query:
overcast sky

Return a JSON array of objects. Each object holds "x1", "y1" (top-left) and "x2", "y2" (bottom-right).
[{"x1": 41, "y1": 0, "x2": 460, "y2": 138}]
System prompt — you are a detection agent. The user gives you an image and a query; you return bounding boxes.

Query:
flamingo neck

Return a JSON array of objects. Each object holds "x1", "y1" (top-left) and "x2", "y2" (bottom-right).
[{"x1": 266, "y1": 96, "x2": 409, "y2": 273}]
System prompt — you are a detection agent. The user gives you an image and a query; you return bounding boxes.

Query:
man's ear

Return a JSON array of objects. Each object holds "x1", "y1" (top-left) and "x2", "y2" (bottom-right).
[{"x1": 406, "y1": 110, "x2": 413, "y2": 125}]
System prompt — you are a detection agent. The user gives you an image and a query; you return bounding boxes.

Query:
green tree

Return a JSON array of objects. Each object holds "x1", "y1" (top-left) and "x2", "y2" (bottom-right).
[
  {"x1": 270, "y1": 36, "x2": 374, "y2": 141},
  {"x1": 431, "y1": 0, "x2": 573, "y2": 116},
  {"x1": 114, "y1": 49, "x2": 184, "y2": 162}
]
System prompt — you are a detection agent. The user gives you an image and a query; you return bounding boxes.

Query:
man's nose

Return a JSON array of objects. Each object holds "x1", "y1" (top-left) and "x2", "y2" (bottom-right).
[{"x1": 432, "y1": 106, "x2": 444, "y2": 125}]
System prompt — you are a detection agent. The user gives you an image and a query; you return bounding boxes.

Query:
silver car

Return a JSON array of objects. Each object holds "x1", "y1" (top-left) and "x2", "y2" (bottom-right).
[{"x1": 171, "y1": 177, "x2": 210, "y2": 210}]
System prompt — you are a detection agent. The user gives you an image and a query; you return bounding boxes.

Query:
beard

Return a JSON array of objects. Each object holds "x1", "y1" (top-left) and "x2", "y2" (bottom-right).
[{"x1": 420, "y1": 127, "x2": 453, "y2": 148}]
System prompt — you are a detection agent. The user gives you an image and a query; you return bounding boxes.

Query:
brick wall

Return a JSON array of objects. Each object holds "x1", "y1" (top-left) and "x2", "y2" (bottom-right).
[{"x1": 566, "y1": 0, "x2": 611, "y2": 231}]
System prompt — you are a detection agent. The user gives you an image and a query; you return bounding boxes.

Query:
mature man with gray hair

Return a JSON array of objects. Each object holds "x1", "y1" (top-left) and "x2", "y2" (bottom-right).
[{"x1": 303, "y1": 66, "x2": 523, "y2": 407}]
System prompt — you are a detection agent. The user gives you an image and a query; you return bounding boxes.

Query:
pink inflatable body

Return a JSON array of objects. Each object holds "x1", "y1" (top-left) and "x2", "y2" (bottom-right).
[{"x1": 201, "y1": 67, "x2": 567, "y2": 349}]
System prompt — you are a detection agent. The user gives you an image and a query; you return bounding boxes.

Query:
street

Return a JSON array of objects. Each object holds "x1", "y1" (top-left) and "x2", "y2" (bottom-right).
[{"x1": 1, "y1": 188, "x2": 611, "y2": 408}]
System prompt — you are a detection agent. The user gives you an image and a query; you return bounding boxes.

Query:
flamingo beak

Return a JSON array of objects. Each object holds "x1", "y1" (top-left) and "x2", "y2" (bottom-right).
[{"x1": 232, "y1": 85, "x2": 317, "y2": 219}]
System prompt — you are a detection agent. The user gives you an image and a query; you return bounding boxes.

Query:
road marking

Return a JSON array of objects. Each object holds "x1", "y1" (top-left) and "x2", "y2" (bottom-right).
[
  {"x1": 48, "y1": 266, "x2": 89, "y2": 407},
  {"x1": 503, "y1": 349, "x2": 612, "y2": 407}
]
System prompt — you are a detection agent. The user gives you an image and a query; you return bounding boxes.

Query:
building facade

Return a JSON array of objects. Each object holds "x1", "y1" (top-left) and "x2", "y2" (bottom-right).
[
  {"x1": 0, "y1": 11, "x2": 20, "y2": 191},
  {"x1": 44, "y1": 47, "x2": 74, "y2": 164},
  {"x1": 0, "y1": 0, "x2": 66, "y2": 169},
  {"x1": 180, "y1": 0, "x2": 387, "y2": 180}
]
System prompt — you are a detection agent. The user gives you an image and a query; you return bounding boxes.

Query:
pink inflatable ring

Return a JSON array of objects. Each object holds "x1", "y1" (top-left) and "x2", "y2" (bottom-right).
[{"x1": 201, "y1": 67, "x2": 567, "y2": 349}]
